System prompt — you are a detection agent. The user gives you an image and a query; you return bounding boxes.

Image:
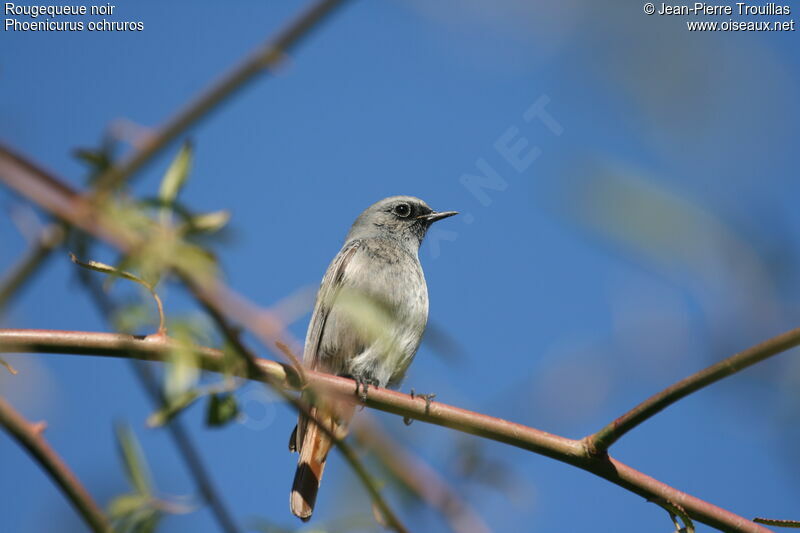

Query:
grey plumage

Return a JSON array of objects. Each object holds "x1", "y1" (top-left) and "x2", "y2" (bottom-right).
[{"x1": 289, "y1": 195, "x2": 457, "y2": 520}]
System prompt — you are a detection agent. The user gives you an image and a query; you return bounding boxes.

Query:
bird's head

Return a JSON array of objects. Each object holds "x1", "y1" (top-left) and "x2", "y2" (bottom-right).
[{"x1": 346, "y1": 195, "x2": 457, "y2": 248}]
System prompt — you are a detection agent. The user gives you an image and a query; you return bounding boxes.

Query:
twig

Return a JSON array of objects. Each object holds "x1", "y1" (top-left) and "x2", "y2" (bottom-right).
[
  {"x1": 0, "y1": 396, "x2": 112, "y2": 533},
  {"x1": 353, "y1": 414, "x2": 493, "y2": 533},
  {"x1": 0, "y1": 144, "x2": 301, "y2": 357},
  {"x1": 585, "y1": 325, "x2": 800, "y2": 455},
  {"x1": 275, "y1": 340, "x2": 307, "y2": 388},
  {"x1": 0, "y1": 145, "x2": 407, "y2": 531},
  {"x1": 130, "y1": 361, "x2": 242, "y2": 533},
  {"x1": 753, "y1": 518, "x2": 800, "y2": 528},
  {"x1": 0, "y1": 328, "x2": 775, "y2": 533},
  {"x1": 197, "y1": 305, "x2": 410, "y2": 533},
  {"x1": 79, "y1": 274, "x2": 242, "y2": 533},
  {"x1": 93, "y1": 0, "x2": 347, "y2": 193},
  {"x1": 0, "y1": 223, "x2": 64, "y2": 311},
  {"x1": 69, "y1": 253, "x2": 167, "y2": 335}
]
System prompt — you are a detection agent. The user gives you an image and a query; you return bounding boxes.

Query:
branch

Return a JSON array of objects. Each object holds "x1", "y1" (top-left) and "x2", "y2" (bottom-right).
[
  {"x1": 585, "y1": 325, "x2": 800, "y2": 454},
  {"x1": 194, "y1": 303, "x2": 410, "y2": 533},
  {"x1": 0, "y1": 328, "x2": 774, "y2": 533},
  {"x1": 0, "y1": 145, "x2": 408, "y2": 531},
  {"x1": 352, "y1": 415, "x2": 493, "y2": 533},
  {"x1": 80, "y1": 271, "x2": 242, "y2": 533},
  {"x1": 131, "y1": 361, "x2": 242, "y2": 533},
  {"x1": 0, "y1": 143, "x2": 300, "y2": 356},
  {"x1": 0, "y1": 223, "x2": 64, "y2": 311},
  {"x1": 0, "y1": 396, "x2": 112, "y2": 533},
  {"x1": 93, "y1": 0, "x2": 347, "y2": 193},
  {"x1": 0, "y1": 106, "x2": 785, "y2": 532}
]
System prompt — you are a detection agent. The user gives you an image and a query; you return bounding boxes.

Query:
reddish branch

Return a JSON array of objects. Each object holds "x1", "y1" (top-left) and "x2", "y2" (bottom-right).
[
  {"x1": 0, "y1": 396, "x2": 112, "y2": 533},
  {"x1": 0, "y1": 328, "x2": 778, "y2": 533},
  {"x1": 585, "y1": 325, "x2": 800, "y2": 454},
  {"x1": 0, "y1": 145, "x2": 412, "y2": 532},
  {"x1": 0, "y1": 139, "x2": 298, "y2": 356}
]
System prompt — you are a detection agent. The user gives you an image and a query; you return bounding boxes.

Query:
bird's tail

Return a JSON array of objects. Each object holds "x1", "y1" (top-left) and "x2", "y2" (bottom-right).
[{"x1": 290, "y1": 402, "x2": 353, "y2": 521}]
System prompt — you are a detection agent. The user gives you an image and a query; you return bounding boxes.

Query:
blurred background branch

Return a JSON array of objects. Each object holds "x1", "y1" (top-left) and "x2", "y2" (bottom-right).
[
  {"x1": 94, "y1": 0, "x2": 348, "y2": 193},
  {"x1": 0, "y1": 223, "x2": 64, "y2": 312},
  {"x1": 78, "y1": 269, "x2": 242, "y2": 533},
  {"x1": 0, "y1": 396, "x2": 112, "y2": 533}
]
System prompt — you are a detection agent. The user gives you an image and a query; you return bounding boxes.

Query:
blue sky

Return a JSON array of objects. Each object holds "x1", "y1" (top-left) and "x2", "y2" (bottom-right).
[{"x1": 2, "y1": 1, "x2": 800, "y2": 532}]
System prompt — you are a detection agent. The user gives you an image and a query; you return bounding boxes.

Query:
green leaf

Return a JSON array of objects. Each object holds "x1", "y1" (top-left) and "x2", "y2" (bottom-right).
[
  {"x1": 74, "y1": 148, "x2": 112, "y2": 171},
  {"x1": 115, "y1": 423, "x2": 153, "y2": 496},
  {"x1": 219, "y1": 344, "x2": 247, "y2": 377},
  {"x1": 186, "y1": 210, "x2": 230, "y2": 234},
  {"x1": 69, "y1": 253, "x2": 152, "y2": 291},
  {"x1": 70, "y1": 252, "x2": 165, "y2": 333},
  {"x1": 158, "y1": 142, "x2": 193, "y2": 206},
  {"x1": 109, "y1": 493, "x2": 150, "y2": 518},
  {"x1": 206, "y1": 392, "x2": 240, "y2": 427},
  {"x1": 113, "y1": 504, "x2": 161, "y2": 533},
  {"x1": 164, "y1": 329, "x2": 200, "y2": 400},
  {"x1": 147, "y1": 389, "x2": 201, "y2": 428}
]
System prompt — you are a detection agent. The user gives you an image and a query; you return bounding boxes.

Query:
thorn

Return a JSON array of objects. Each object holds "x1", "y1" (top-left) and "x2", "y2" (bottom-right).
[{"x1": 30, "y1": 421, "x2": 47, "y2": 435}]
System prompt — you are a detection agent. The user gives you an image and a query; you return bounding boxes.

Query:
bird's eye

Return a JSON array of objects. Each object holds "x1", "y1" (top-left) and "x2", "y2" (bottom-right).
[{"x1": 393, "y1": 203, "x2": 411, "y2": 217}]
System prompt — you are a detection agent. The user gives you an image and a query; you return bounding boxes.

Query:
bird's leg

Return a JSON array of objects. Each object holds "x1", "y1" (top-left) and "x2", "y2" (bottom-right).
[
  {"x1": 404, "y1": 389, "x2": 437, "y2": 425},
  {"x1": 404, "y1": 389, "x2": 416, "y2": 425},
  {"x1": 420, "y1": 392, "x2": 436, "y2": 413},
  {"x1": 345, "y1": 374, "x2": 378, "y2": 403}
]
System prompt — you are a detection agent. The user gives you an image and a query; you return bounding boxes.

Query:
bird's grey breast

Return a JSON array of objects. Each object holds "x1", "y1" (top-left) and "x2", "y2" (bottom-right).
[{"x1": 320, "y1": 237, "x2": 428, "y2": 386}]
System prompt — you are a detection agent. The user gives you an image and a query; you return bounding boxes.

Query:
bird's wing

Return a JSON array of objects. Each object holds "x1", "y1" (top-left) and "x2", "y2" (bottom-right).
[
  {"x1": 289, "y1": 240, "x2": 361, "y2": 474},
  {"x1": 302, "y1": 238, "x2": 362, "y2": 371}
]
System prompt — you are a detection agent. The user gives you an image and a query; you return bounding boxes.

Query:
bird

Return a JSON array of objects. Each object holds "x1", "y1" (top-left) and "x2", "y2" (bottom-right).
[{"x1": 289, "y1": 195, "x2": 457, "y2": 521}]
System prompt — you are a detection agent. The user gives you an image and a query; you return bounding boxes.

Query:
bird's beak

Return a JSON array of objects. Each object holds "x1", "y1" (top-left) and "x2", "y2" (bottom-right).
[{"x1": 420, "y1": 211, "x2": 458, "y2": 223}]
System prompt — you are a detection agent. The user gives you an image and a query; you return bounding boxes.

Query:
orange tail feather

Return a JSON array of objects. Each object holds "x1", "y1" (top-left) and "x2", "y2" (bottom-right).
[{"x1": 290, "y1": 403, "x2": 353, "y2": 520}]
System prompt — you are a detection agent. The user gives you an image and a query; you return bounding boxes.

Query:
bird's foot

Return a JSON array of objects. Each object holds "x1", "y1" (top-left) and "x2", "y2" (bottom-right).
[
  {"x1": 404, "y1": 389, "x2": 437, "y2": 425},
  {"x1": 353, "y1": 377, "x2": 379, "y2": 403}
]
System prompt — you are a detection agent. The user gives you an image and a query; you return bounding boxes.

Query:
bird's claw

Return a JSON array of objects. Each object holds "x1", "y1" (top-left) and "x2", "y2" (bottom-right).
[
  {"x1": 354, "y1": 377, "x2": 378, "y2": 403},
  {"x1": 404, "y1": 389, "x2": 437, "y2": 425}
]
